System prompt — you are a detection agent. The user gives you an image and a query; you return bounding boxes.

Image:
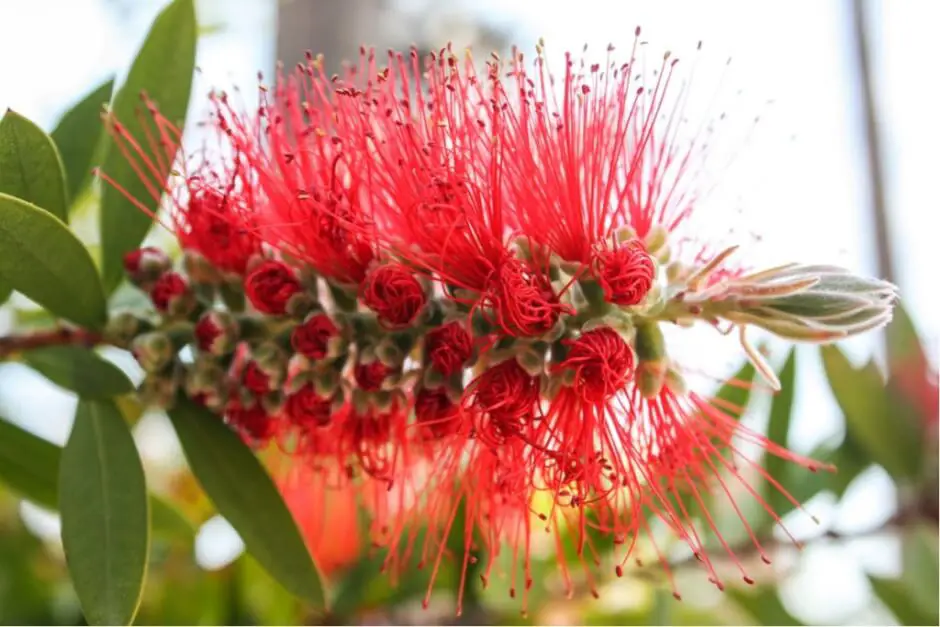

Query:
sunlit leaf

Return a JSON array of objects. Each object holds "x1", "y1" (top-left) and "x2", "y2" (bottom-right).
[
  {"x1": 0, "y1": 193, "x2": 107, "y2": 328},
  {"x1": 60, "y1": 399, "x2": 149, "y2": 626},
  {"x1": 99, "y1": 0, "x2": 196, "y2": 293},
  {"x1": 0, "y1": 109, "x2": 69, "y2": 222},
  {"x1": 167, "y1": 398, "x2": 326, "y2": 607},
  {"x1": 51, "y1": 78, "x2": 115, "y2": 203}
]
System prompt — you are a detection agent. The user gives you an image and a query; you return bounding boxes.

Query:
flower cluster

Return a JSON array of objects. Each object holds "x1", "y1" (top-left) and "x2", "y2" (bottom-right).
[{"x1": 102, "y1": 35, "x2": 897, "y2": 614}]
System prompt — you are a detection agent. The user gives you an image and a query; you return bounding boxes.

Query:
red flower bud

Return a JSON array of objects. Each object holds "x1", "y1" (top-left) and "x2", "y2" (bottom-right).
[
  {"x1": 285, "y1": 384, "x2": 333, "y2": 429},
  {"x1": 594, "y1": 241, "x2": 655, "y2": 306},
  {"x1": 244, "y1": 260, "x2": 302, "y2": 315},
  {"x1": 291, "y1": 313, "x2": 339, "y2": 360},
  {"x1": 150, "y1": 272, "x2": 193, "y2": 315},
  {"x1": 425, "y1": 321, "x2": 473, "y2": 376},
  {"x1": 354, "y1": 360, "x2": 392, "y2": 392},
  {"x1": 361, "y1": 263, "x2": 426, "y2": 328},
  {"x1": 226, "y1": 401, "x2": 278, "y2": 443},
  {"x1": 471, "y1": 359, "x2": 539, "y2": 442},
  {"x1": 123, "y1": 247, "x2": 171, "y2": 290},
  {"x1": 194, "y1": 311, "x2": 237, "y2": 355},
  {"x1": 243, "y1": 361, "x2": 274, "y2": 395},
  {"x1": 492, "y1": 258, "x2": 567, "y2": 337},
  {"x1": 559, "y1": 327, "x2": 634, "y2": 403}
]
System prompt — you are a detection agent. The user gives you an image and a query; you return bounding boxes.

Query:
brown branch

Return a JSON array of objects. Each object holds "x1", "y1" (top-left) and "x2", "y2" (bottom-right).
[{"x1": 0, "y1": 327, "x2": 103, "y2": 359}]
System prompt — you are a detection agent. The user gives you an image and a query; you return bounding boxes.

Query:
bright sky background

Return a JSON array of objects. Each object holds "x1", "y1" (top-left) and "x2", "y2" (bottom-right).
[{"x1": 0, "y1": 1, "x2": 936, "y2": 623}]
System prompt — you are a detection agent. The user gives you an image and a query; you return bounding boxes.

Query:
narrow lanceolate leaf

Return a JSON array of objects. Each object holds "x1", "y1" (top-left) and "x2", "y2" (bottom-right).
[
  {"x1": 60, "y1": 399, "x2": 149, "y2": 626},
  {"x1": 99, "y1": 0, "x2": 196, "y2": 293},
  {"x1": 765, "y1": 349, "x2": 797, "y2": 515},
  {"x1": 0, "y1": 194, "x2": 107, "y2": 328},
  {"x1": 51, "y1": 78, "x2": 115, "y2": 203},
  {"x1": 820, "y1": 345, "x2": 922, "y2": 480},
  {"x1": 0, "y1": 416, "x2": 60, "y2": 510},
  {"x1": 23, "y1": 346, "x2": 133, "y2": 399},
  {"x1": 0, "y1": 109, "x2": 69, "y2": 222},
  {"x1": 167, "y1": 398, "x2": 326, "y2": 607},
  {"x1": 0, "y1": 415, "x2": 192, "y2": 537}
]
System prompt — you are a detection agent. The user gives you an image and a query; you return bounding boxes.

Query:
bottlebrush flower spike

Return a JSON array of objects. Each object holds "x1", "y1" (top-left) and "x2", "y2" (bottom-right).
[
  {"x1": 99, "y1": 96, "x2": 263, "y2": 279},
  {"x1": 96, "y1": 33, "x2": 900, "y2": 617}
]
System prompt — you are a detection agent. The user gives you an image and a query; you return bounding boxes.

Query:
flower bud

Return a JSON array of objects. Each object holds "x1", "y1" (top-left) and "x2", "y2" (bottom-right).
[
  {"x1": 291, "y1": 313, "x2": 339, "y2": 360},
  {"x1": 183, "y1": 250, "x2": 222, "y2": 285},
  {"x1": 138, "y1": 373, "x2": 178, "y2": 409},
  {"x1": 285, "y1": 384, "x2": 333, "y2": 429},
  {"x1": 194, "y1": 310, "x2": 239, "y2": 356},
  {"x1": 123, "y1": 247, "x2": 171, "y2": 291},
  {"x1": 151, "y1": 272, "x2": 197, "y2": 318},
  {"x1": 131, "y1": 331, "x2": 175, "y2": 373},
  {"x1": 361, "y1": 263, "x2": 427, "y2": 328},
  {"x1": 425, "y1": 321, "x2": 474, "y2": 376},
  {"x1": 244, "y1": 260, "x2": 302, "y2": 315},
  {"x1": 634, "y1": 321, "x2": 667, "y2": 399},
  {"x1": 185, "y1": 358, "x2": 227, "y2": 411},
  {"x1": 103, "y1": 312, "x2": 152, "y2": 348},
  {"x1": 593, "y1": 241, "x2": 656, "y2": 307}
]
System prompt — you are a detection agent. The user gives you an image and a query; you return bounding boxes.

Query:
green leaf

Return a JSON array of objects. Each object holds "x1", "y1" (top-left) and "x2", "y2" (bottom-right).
[
  {"x1": 899, "y1": 524, "x2": 940, "y2": 623},
  {"x1": 237, "y1": 555, "x2": 304, "y2": 626},
  {"x1": 820, "y1": 345, "x2": 921, "y2": 480},
  {"x1": 886, "y1": 304, "x2": 929, "y2": 377},
  {"x1": 0, "y1": 416, "x2": 60, "y2": 510},
  {"x1": 0, "y1": 193, "x2": 107, "y2": 329},
  {"x1": 99, "y1": 0, "x2": 197, "y2": 293},
  {"x1": 23, "y1": 346, "x2": 133, "y2": 399},
  {"x1": 765, "y1": 349, "x2": 797, "y2": 515},
  {"x1": 728, "y1": 585, "x2": 803, "y2": 625},
  {"x1": 869, "y1": 577, "x2": 937, "y2": 626},
  {"x1": 167, "y1": 398, "x2": 325, "y2": 607},
  {"x1": 0, "y1": 415, "x2": 193, "y2": 537},
  {"x1": 60, "y1": 399, "x2": 149, "y2": 626},
  {"x1": 51, "y1": 79, "x2": 115, "y2": 203},
  {"x1": 0, "y1": 109, "x2": 69, "y2": 222}
]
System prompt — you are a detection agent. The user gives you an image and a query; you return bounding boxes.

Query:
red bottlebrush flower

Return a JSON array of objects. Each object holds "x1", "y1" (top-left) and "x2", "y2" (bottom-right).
[
  {"x1": 594, "y1": 241, "x2": 656, "y2": 306},
  {"x1": 557, "y1": 327, "x2": 634, "y2": 403},
  {"x1": 226, "y1": 400, "x2": 279, "y2": 443},
  {"x1": 354, "y1": 360, "x2": 392, "y2": 392},
  {"x1": 98, "y1": 96, "x2": 261, "y2": 280},
  {"x1": 210, "y1": 80, "x2": 375, "y2": 285},
  {"x1": 244, "y1": 260, "x2": 302, "y2": 315},
  {"x1": 178, "y1": 186, "x2": 262, "y2": 276},
  {"x1": 150, "y1": 272, "x2": 193, "y2": 315},
  {"x1": 243, "y1": 361, "x2": 273, "y2": 395},
  {"x1": 424, "y1": 321, "x2": 474, "y2": 376},
  {"x1": 285, "y1": 384, "x2": 333, "y2": 429},
  {"x1": 361, "y1": 263, "x2": 427, "y2": 328},
  {"x1": 414, "y1": 387, "x2": 463, "y2": 439},
  {"x1": 291, "y1": 313, "x2": 339, "y2": 360},
  {"x1": 469, "y1": 359, "x2": 540, "y2": 445}
]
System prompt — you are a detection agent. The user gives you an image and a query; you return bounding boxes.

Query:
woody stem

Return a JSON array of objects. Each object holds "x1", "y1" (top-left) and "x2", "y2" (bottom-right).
[{"x1": 0, "y1": 327, "x2": 103, "y2": 359}]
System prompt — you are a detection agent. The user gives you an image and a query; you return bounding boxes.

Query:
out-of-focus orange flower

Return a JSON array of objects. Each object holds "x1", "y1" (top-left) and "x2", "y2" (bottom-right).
[{"x1": 277, "y1": 463, "x2": 362, "y2": 579}]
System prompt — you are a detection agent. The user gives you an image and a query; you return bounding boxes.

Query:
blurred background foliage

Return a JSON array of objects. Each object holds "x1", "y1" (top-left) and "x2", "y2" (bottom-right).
[{"x1": 0, "y1": 0, "x2": 937, "y2": 625}]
